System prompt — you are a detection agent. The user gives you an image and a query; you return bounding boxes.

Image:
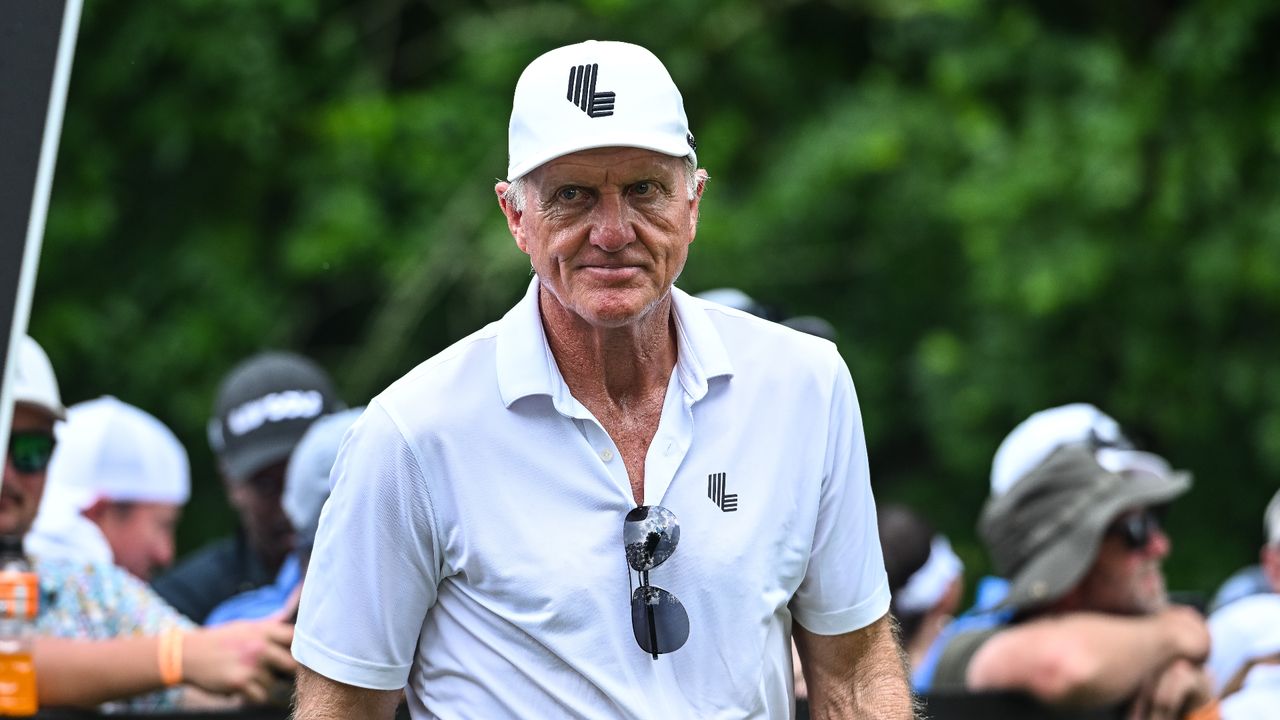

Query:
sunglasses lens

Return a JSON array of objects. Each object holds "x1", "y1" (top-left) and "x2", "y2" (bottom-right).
[
  {"x1": 631, "y1": 585, "x2": 689, "y2": 655},
  {"x1": 9, "y1": 433, "x2": 55, "y2": 474},
  {"x1": 1112, "y1": 512, "x2": 1156, "y2": 550},
  {"x1": 623, "y1": 505, "x2": 680, "y2": 572}
]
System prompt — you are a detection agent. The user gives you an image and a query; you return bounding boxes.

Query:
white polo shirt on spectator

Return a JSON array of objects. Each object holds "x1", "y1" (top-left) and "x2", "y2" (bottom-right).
[{"x1": 293, "y1": 279, "x2": 890, "y2": 719}]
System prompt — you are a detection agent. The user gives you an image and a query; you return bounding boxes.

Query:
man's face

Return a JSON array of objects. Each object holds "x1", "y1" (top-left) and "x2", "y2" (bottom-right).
[
  {"x1": 90, "y1": 501, "x2": 182, "y2": 581},
  {"x1": 225, "y1": 459, "x2": 294, "y2": 571},
  {"x1": 1073, "y1": 507, "x2": 1171, "y2": 615},
  {"x1": 1, "y1": 404, "x2": 57, "y2": 537},
  {"x1": 497, "y1": 147, "x2": 704, "y2": 329}
]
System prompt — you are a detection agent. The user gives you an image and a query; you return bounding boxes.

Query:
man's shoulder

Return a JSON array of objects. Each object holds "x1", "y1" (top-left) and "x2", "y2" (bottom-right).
[
  {"x1": 689, "y1": 297, "x2": 844, "y2": 376},
  {"x1": 376, "y1": 321, "x2": 502, "y2": 413}
]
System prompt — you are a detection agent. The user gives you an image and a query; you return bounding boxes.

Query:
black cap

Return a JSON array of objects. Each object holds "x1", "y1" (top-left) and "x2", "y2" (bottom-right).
[{"x1": 206, "y1": 352, "x2": 345, "y2": 482}]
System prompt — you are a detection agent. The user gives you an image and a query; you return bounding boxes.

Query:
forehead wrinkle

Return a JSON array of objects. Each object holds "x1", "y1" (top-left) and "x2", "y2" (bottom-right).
[{"x1": 533, "y1": 151, "x2": 682, "y2": 190}]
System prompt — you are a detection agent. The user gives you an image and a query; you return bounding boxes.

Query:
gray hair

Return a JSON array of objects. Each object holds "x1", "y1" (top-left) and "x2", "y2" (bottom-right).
[{"x1": 503, "y1": 154, "x2": 703, "y2": 213}]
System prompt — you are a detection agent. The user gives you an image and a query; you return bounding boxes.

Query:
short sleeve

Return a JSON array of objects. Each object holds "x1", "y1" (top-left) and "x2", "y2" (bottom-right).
[
  {"x1": 789, "y1": 357, "x2": 891, "y2": 635},
  {"x1": 292, "y1": 401, "x2": 440, "y2": 690}
]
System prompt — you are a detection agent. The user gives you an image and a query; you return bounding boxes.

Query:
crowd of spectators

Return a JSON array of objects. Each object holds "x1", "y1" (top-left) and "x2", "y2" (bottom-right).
[{"x1": 7, "y1": 296, "x2": 1280, "y2": 718}]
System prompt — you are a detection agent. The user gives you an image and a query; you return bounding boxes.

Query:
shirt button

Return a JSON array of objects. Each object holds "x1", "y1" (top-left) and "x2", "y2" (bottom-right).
[{"x1": 600, "y1": 448, "x2": 614, "y2": 462}]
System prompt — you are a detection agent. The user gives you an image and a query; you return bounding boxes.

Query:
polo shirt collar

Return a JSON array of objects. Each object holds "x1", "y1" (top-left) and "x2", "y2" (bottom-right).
[{"x1": 496, "y1": 278, "x2": 734, "y2": 410}]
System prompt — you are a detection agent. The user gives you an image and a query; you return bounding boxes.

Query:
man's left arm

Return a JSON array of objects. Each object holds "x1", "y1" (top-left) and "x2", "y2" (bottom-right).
[{"x1": 794, "y1": 613, "x2": 917, "y2": 720}]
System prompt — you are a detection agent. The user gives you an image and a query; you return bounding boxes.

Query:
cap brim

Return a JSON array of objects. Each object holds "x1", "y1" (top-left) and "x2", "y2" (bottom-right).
[
  {"x1": 507, "y1": 130, "x2": 694, "y2": 181},
  {"x1": 14, "y1": 396, "x2": 67, "y2": 421},
  {"x1": 1002, "y1": 470, "x2": 1191, "y2": 611},
  {"x1": 221, "y1": 435, "x2": 296, "y2": 482}
]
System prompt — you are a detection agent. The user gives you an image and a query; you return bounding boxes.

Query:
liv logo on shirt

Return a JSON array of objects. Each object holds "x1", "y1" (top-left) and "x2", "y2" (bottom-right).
[{"x1": 707, "y1": 472, "x2": 738, "y2": 512}]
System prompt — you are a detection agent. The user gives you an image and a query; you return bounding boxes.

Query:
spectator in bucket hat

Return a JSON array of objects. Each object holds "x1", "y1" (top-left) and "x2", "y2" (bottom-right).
[{"x1": 931, "y1": 435, "x2": 1217, "y2": 719}]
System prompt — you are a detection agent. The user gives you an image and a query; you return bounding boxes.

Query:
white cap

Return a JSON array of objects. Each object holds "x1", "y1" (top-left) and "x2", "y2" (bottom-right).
[
  {"x1": 1265, "y1": 488, "x2": 1280, "y2": 546},
  {"x1": 695, "y1": 288, "x2": 766, "y2": 317},
  {"x1": 45, "y1": 396, "x2": 191, "y2": 507},
  {"x1": 894, "y1": 535, "x2": 964, "y2": 615},
  {"x1": 990, "y1": 403, "x2": 1128, "y2": 496},
  {"x1": 506, "y1": 40, "x2": 696, "y2": 181},
  {"x1": 283, "y1": 407, "x2": 363, "y2": 550},
  {"x1": 10, "y1": 335, "x2": 66, "y2": 420}
]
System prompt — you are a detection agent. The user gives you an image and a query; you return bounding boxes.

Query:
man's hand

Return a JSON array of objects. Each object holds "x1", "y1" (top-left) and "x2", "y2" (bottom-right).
[
  {"x1": 1156, "y1": 606, "x2": 1210, "y2": 664},
  {"x1": 184, "y1": 619, "x2": 297, "y2": 704},
  {"x1": 1125, "y1": 658, "x2": 1212, "y2": 720}
]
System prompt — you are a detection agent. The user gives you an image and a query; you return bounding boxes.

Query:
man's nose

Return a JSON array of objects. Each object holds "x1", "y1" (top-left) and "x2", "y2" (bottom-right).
[
  {"x1": 1146, "y1": 526, "x2": 1172, "y2": 558},
  {"x1": 155, "y1": 537, "x2": 175, "y2": 568},
  {"x1": 588, "y1": 193, "x2": 634, "y2": 252}
]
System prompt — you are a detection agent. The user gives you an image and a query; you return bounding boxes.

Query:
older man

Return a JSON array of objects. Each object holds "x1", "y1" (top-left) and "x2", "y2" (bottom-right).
[
  {"x1": 931, "y1": 419, "x2": 1215, "y2": 719},
  {"x1": 293, "y1": 40, "x2": 912, "y2": 719}
]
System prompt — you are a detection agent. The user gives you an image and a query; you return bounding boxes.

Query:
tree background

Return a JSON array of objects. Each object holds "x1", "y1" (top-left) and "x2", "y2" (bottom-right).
[{"x1": 33, "y1": 0, "x2": 1280, "y2": 598}]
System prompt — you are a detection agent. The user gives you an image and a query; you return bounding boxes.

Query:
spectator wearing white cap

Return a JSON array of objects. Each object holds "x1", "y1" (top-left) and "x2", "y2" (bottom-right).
[
  {"x1": 876, "y1": 505, "x2": 964, "y2": 670},
  {"x1": 294, "y1": 40, "x2": 911, "y2": 720},
  {"x1": 153, "y1": 351, "x2": 344, "y2": 624},
  {"x1": 27, "y1": 396, "x2": 190, "y2": 581},
  {"x1": 929, "y1": 405, "x2": 1216, "y2": 719},
  {"x1": 3, "y1": 336, "x2": 298, "y2": 709}
]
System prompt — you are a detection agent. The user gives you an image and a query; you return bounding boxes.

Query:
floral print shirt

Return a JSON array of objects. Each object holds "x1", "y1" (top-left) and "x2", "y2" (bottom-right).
[{"x1": 33, "y1": 555, "x2": 195, "y2": 713}]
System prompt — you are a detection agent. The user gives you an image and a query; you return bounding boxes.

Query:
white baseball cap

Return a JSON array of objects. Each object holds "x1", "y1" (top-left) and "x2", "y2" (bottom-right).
[
  {"x1": 506, "y1": 40, "x2": 697, "y2": 181},
  {"x1": 46, "y1": 396, "x2": 191, "y2": 507},
  {"x1": 1265, "y1": 488, "x2": 1280, "y2": 546},
  {"x1": 283, "y1": 407, "x2": 363, "y2": 551},
  {"x1": 10, "y1": 335, "x2": 66, "y2": 420},
  {"x1": 990, "y1": 403, "x2": 1129, "y2": 496}
]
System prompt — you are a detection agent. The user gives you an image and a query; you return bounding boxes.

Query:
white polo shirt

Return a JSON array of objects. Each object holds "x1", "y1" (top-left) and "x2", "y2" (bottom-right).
[{"x1": 293, "y1": 279, "x2": 890, "y2": 719}]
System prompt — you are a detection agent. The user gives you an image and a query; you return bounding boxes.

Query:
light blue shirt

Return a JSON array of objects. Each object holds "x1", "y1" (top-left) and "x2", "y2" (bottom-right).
[{"x1": 205, "y1": 552, "x2": 302, "y2": 626}]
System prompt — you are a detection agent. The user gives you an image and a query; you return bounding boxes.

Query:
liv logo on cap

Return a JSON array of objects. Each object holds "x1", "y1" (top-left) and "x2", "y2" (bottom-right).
[
  {"x1": 566, "y1": 64, "x2": 615, "y2": 118},
  {"x1": 506, "y1": 40, "x2": 696, "y2": 181}
]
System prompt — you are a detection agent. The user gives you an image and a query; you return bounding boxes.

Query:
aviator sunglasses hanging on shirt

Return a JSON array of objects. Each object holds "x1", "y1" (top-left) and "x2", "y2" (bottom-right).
[{"x1": 623, "y1": 505, "x2": 689, "y2": 659}]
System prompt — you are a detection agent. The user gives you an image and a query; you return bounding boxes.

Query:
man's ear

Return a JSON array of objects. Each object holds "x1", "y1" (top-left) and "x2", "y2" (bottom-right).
[
  {"x1": 495, "y1": 182, "x2": 529, "y2": 253},
  {"x1": 1262, "y1": 544, "x2": 1280, "y2": 593},
  {"x1": 80, "y1": 497, "x2": 112, "y2": 523},
  {"x1": 687, "y1": 169, "x2": 708, "y2": 242}
]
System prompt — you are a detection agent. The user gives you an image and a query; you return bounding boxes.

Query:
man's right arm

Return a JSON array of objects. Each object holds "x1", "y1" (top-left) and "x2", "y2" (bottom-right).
[
  {"x1": 965, "y1": 606, "x2": 1209, "y2": 706},
  {"x1": 294, "y1": 665, "x2": 401, "y2": 720}
]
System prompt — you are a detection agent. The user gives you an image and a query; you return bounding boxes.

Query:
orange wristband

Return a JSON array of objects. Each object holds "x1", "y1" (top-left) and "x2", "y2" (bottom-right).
[{"x1": 157, "y1": 628, "x2": 184, "y2": 686}]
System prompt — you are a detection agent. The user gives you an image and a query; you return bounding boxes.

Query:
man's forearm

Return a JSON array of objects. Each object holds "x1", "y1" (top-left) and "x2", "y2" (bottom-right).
[
  {"x1": 293, "y1": 665, "x2": 402, "y2": 720},
  {"x1": 796, "y1": 613, "x2": 917, "y2": 719},
  {"x1": 35, "y1": 636, "x2": 168, "y2": 707}
]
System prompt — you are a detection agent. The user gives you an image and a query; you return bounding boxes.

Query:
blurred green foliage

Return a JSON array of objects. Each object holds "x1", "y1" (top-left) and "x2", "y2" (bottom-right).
[{"x1": 34, "y1": 0, "x2": 1280, "y2": 598}]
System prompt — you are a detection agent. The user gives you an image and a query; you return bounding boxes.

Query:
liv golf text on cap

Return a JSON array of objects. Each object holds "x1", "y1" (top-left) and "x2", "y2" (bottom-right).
[
  {"x1": 207, "y1": 352, "x2": 344, "y2": 482},
  {"x1": 506, "y1": 40, "x2": 696, "y2": 181}
]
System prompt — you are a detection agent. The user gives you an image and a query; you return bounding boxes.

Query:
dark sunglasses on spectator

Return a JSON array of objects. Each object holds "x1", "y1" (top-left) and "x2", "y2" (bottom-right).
[
  {"x1": 1106, "y1": 509, "x2": 1163, "y2": 551},
  {"x1": 7, "y1": 431, "x2": 56, "y2": 475},
  {"x1": 623, "y1": 505, "x2": 689, "y2": 659}
]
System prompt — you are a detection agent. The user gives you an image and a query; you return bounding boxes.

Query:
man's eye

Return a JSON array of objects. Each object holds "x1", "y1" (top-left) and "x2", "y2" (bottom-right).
[
  {"x1": 558, "y1": 187, "x2": 580, "y2": 201},
  {"x1": 632, "y1": 182, "x2": 654, "y2": 196}
]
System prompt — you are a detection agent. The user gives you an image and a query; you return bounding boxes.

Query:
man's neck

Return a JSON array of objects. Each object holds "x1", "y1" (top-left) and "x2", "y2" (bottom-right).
[{"x1": 538, "y1": 287, "x2": 678, "y2": 406}]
